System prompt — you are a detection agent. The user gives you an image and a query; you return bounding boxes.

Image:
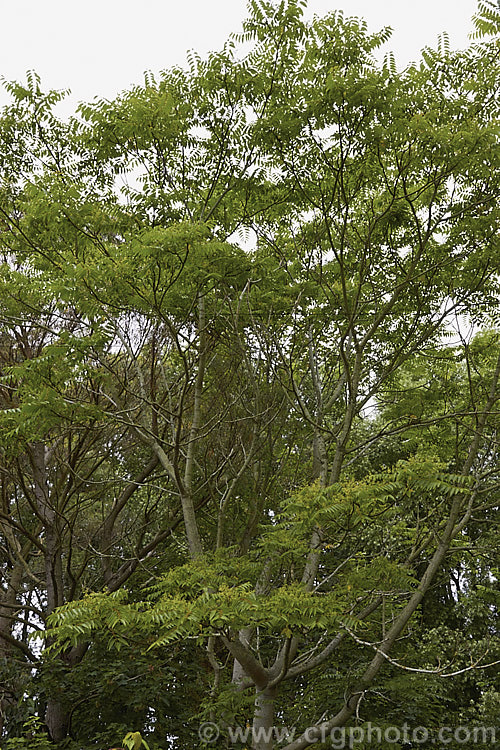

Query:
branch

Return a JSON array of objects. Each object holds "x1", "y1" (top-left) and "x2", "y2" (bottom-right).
[
  {"x1": 221, "y1": 632, "x2": 270, "y2": 690},
  {"x1": 0, "y1": 629, "x2": 39, "y2": 663},
  {"x1": 344, "y1": 625, "x2": 500, "y2": 678}
]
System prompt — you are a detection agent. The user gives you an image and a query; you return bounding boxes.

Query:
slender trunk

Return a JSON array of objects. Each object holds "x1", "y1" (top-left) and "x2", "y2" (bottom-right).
[
  {"x1": 29, "y1": 443, "x2": 71, "y2": 740},
  {"x1": 30, "y1": 443, "x2": 64, "y2": 613},
  {"x1": 252, "y1": 686, "x2": 277, "y2": 750},
  {"x1": 308, "y1": 328, "x2": 328, "y2": 486},
  {"x1": 99, "y1": 456, "x2": 159, "y2": 585},
  {"x1": 179, "y1": 293, "x2": 206, "y2": 560}
]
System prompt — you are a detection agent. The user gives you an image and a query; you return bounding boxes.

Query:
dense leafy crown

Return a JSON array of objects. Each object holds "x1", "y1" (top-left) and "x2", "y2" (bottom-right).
[{"x1": 0, "y1": 1, "x2": 498, "y2": 748}]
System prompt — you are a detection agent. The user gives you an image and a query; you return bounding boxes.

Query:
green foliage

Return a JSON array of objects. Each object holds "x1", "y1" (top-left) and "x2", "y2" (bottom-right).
[
  {"x1": 0, "y1": 0, "x2": 499, "y2": 746},
  {"x1": 123, "y1": 731, "x2": 150, "y2": 750},
  {"x1": 1, "y1": 718, "x2": 53, "y2": 750},
  {"x1": 470, "y1": 0, "x2": 500, "y2": 37}
]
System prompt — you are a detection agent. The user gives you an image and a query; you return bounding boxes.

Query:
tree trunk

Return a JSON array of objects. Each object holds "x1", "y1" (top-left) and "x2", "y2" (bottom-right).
[
  {"x1": 29, "y1": 443, "x2": 71, "y2": 740},
  {"x1": 0, "y1": 561, "x2": 24, "y2": 735},
  {"x1": 252, "y1": 686, "x2": 277, "y2": 750},
  {"x1": 45, "y1": 700, "x2": 69, "y2": 742}
]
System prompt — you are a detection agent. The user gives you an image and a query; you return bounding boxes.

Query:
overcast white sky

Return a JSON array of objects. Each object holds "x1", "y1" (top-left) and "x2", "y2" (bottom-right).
[{"x1": 0, "y1": 0, "x2": 479, "y2": 114}]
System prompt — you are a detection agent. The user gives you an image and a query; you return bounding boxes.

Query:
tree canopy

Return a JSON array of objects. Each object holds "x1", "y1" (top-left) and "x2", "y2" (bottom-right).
[{"x1": 0, "y1": 1, "x2": 499, "y2": 749}]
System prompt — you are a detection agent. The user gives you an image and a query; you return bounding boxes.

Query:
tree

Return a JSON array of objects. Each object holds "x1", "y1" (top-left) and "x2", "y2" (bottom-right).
[{"x1": 0, "y1": 1, "x2": 499, "y2": 747}]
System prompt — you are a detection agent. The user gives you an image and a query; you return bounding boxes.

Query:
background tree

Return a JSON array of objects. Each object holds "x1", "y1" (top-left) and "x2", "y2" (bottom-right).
[{"x1": 0, "y1": 0, "x2": 499, "y2": 747}]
